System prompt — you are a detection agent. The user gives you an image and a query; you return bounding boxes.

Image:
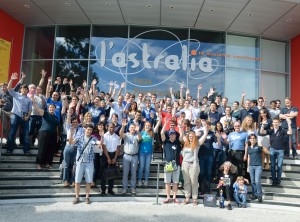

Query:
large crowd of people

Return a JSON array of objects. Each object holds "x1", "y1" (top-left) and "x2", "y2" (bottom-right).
[{"x1": 0, "y1": 70, "x2": 298, "y2": 207}]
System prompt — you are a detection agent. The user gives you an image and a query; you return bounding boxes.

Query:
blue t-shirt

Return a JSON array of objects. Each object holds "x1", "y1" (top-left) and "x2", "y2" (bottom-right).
[
  {"x1": 87, "y1": 104, "x2": 106, "y2": 125},
  {"x1": 139, "y1": 131, "x2": 153, "y2": 154},
  {"x1": 46, "y1": 98, "x2": 62, "y2": 122},
  {"x1": 228, "y1": 131, "x2": 248, "y2": 151}
]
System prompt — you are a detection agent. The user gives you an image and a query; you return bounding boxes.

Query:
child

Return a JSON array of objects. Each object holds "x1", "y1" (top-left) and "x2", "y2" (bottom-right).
[{"x1": 233, "y1": 176, "x2": 248, "y2": 208}]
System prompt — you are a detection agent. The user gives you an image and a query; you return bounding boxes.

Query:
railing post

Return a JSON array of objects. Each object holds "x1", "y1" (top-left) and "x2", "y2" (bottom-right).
[{"x1": 153, "y1": 162, "x2": 161, "y2": 205}]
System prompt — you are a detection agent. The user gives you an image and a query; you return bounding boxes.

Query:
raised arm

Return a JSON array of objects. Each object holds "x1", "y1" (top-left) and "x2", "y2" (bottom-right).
[
  {"x1": 38, "y1": 70, "x2": 47, "y2": 88},
  {"x1": 119, "y1": 119, "x2": 127, "y2": 139},
  {"x1": 160, "y1": 119, "x2": 168, "y2": 142},
  {"x1": 31, "y1": 96, "x2": 45, "y2": 116},
  {"x1": 180, "y1": 83, "x2": 184, "y2": 100},
  {"x1": 240, "y1": 92, "x2": 246, "y2": 109},
  {"x1": 199, "y1": 126, "x2": 208, "y2": 145},
  {"x1": 7, "y1": 73, "x2": 18, "y2": 91},
  {"x1": 169, "y1": 87, "x2": 175, "y2": 103},
  {"x1": 118, "y1": 82, "x2": 126, "y2": 97},
  {"x1": 197, "y1": 84, "x2": 202, "y2": 102},
  {"x1": 46, "y1": 77, "x2": 52, "y2": 99}
]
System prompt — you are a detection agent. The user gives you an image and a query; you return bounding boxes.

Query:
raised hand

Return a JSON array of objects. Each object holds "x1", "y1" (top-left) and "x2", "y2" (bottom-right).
[
  {"x1": 92, "y1": 79, "x2": 97, "y2": 85},
  {"x1": 41, "y1": 69, "x2": 47, "y2": 78},
  {"x1": 63, "y1": 78, "x2": 68, "y2": 84},
  {"x1": 135, "y1": 125, "x2": 140, "y2": 132},
  {"x1": 48, "y1": 77, "x2": 52, "y2": 82},
  {"x1": 69, "y1": 79, "x2": 73, "y2": 86},
  {"x1": 198, "y1": 84, "x2": 202, "y2": 90},
  {"x1": 169, "y1": 87, "x2": 173, "y2": 93},
  {"x1": 242, "y1": 91, "x2": 246, "y2": 97},
  {"x1": 180, "y1": 82, "x2": 184, "y2": 89},
  {"x1": 21, "y1": 72, "x2": 26, "y2": 79},
  {"x1": 122, "y1": 118, "x2": 127, "y2": 127},
  {"x1": 121, "y1": 82, "x2": 126, "y2": 88},
  {"x1": 186, "y1": 89, "x2": 190, "y2": 94},
  {"x1": 100, "y1": 115, "x2": 106, "y2": 122},
  {"x1": 147, "y1": 92, "x2": 151, "y2": 97},
  {"x1": 11, "y1": 72, "x2": 18, "y2": 80},
  {"x1": 109, "y1": 81, "x2": 113, "y2": 86},
  {"x1": 82, "y1": 80, "x2": 87, "y2": 88}
]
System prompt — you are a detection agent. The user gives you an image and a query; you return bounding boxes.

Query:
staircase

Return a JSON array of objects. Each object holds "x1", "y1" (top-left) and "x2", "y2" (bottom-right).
[{"x1": 1, "y1": 144, "x2": 300, "y2": 207}]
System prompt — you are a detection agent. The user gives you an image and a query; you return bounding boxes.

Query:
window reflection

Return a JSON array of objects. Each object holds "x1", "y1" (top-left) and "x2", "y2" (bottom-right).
[{"x1": 55, "y1": 26, "x2": 90, "y2": 59}]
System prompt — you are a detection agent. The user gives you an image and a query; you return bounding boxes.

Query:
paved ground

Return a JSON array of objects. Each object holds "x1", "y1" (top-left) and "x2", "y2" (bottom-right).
[{"x1": 0, "y1": 197, "x2": 299, "y2": 222}]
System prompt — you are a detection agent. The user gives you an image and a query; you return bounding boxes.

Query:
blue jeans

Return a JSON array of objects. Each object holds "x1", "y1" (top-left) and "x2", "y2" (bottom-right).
[
  {"x1": 284, "y1": 128, "x2": 297, "y2": 157},
  {"x1": 138, "y1": 152, "x2": 152, "y2": 182},
  {"x1": 63, "y1": 145, "x2": 77, "y2": 183},
  {"x1": 270, "y1": 148, "x2": 284, "y2": 183},
  {"x1": 249, "y1": 165, "x2": 262, "y2": 197},
  {"x1": 7, "y1": 114, "x2": 29, "y2": 152},
  {"x1": 199, "y1": 155, "x2": 213, "y2": 192},
  {"x1": 233, "y1": 193, "x2": 247, "y2": 206}
]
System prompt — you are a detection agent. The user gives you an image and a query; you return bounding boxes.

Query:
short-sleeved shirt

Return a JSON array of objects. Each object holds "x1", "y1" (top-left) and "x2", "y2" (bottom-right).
[
  {"x1": 257, "y1": 119, "x2": 272, "y2": 136},
  {"x1": 31, "y1": 95, "x2": 46, "y2": 116},
  {"x1": 240, "y1": 108, "x2": 258, "y2": 123},
  {"x1": 75, "y1": 136, "x2": 97, "y2": 163},
  {"x1": 86, "y1": 103, "x2": 106, "y2": 125},
  {"x1": 108, "y1": 102, "x2": 125, "y2": 124},
  {"x1": 199, "y1": 130, "x2": 216, "y2": 156},
  {"x1": 163, "y1": 138, "x2": 181, "y2": 166},
  {"x1": 280, "y1": 106, "x2": 298, "y2": 129},
  {"x1": 140, "y1": 131, "x2": 153, "y2": 154},
  {"x1": 123, "y1": 133, "x2": 140, "y2": 155},
  {"x1": 103, "y1": 132, "x2": 121, "y2": 152},
  {"x1": 46, "y1": 98, "x2": 62, "y2": 122},
  {"x1": 227, "y1": 131, "x2": 248, "y2": 151},
  {"x1": 39, "y1": 111, "x2": 60, "y2": 133},
  {"x1": 9, "y1": 89, "x2": 32, "y2": 117},
  {"x1": 0, "y1": 91, "x2": 13, "y2": 111},
  {"x1": 248, "y1": 145, "x2": 262, "y2": 166}
]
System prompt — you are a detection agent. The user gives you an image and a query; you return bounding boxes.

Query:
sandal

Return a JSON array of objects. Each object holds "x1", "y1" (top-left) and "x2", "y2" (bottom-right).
[
  {"x1": 193, "y1": 199, "x2": 198, "y2": 206},
  {"x1": 91, "y1": 182, "x2": 96, "y2": 187},
  {"x1": 173, "y1": 198, "x2": 180, "y2": 204},
  {"x1": 73, "y1": 197, "x2": 80, "y2": 204},
  {"x1": 163, "y1": 198, "x2": 171, "y2": 204},
  {"x1": 85, "y1": 198, "x2": 91, "y2": 204},
  {"x1": 183, "y1": 198, "x2": 190, "y2": 205}
]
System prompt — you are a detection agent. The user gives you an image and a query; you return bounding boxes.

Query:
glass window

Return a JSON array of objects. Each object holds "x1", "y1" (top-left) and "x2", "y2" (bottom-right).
[
  {"x1": 226, "y1": 35, "x2": 260, "y2": 70},
  {"x1": 23, "y1": 27, "x2": 55, "y2": 59},
  {"x1": 55, "y1": 26, "x2": 90, "y2": 59},
  {"x1": 190, "y1": 30, "x2": 225, "y2": 44},
  {"x1": 261, "y1": 39, "x2": 287, "y2": 73},
  {"x1": 260, "y1": 71, "x2": 287, "y2": 102},
  {"x1": 53, "y1": 60, "x2": 88, "y2": 89},
  {"x1": 225, "y1": 68, "x2": 258, "y2": 103},
  {"x1": 21, "y1": 61, "x2": 52, "y2": 92}
]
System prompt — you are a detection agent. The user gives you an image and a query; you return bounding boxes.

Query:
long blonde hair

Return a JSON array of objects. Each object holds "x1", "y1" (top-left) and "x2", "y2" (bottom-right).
[
  {"x1": 184, "y1": 131, "x2": 199, "y2": 151},
  {"x1": 241, "y1": 115, "x2": 255, "y2": 132}
]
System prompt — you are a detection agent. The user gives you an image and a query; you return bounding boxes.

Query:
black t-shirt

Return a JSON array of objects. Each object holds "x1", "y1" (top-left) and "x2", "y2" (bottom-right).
[
  {"x1": 163, "y1": 138, "x2": 181, "y2": 166},
  {"x1": 280, "y1": 106, "x2": 298, "y2": 129},
  {"x1": 240, "y1": 108, "x2": 258, "y2": 122},
  {"x1": 257, "y1": 118, "x2": 272, "y2": 136},
  {"x1": 267, "y1": 127, "x2": 288, "y2": 150},
  {"x1": 199, "y1": 130, "x2": 216, "y2": 156}
]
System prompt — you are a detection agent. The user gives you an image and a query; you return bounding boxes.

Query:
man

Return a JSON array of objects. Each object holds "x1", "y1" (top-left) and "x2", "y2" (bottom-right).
[
  {"x1": 225, "y1": 122, "x2": 248, "y2": 176},
  {"x1": 108, "y1": 95, "x2": 125, "y2": 124},
  {"x1": 279, "y1": 97, "x2": 298, "y2": 158},
  {"x1": 28, "y1": 84, "x2": 46, "y2": 146},
  {"x1": 269, "y1": 100, "x2": 280, "y2": 120},
  {"x1": 120, "y1": 119, "x2": 142, "y2": 194},
  {"x1": 260, "y1": 117, "x2": 292, "y2": 186},
  {"x1": 0, "y1": 83, "x2": 13, "y2": 139},
  {"x1": 6, "y1": 73, "x2": 32, "y2": 154},
  {"x1": 46, "y1": 77, "x2": 62, "y2": 123},
  {"x1": 175, "y1": 100, "x2": 192, "y2": 121},
  {"x1": 161, "y1": 119, "x2": 183, "y2": 204},
  {"x1": 101, "y1": 123, "x2": 120, "y2": 195},
  {"x1": 69, "y1": 124, "x2": 101, "y2": 204},
  {"x1": 240, "y1": 99, "x2": 258, "y2": 123},
  {"x1": 85, "y1": 96, "x2": 106, "y2": 125},
  {"x1": 141, "y1": 99, "x2": 156, "y2": 124},
  {"x1": 217, "y1": 97, "x2": 228, "y2": 118},
  {"x1": 200, "y1": 102, "x2": 221, "y2": 129},
  {"x1": 126, "y1": 110, "x2": 144, "y2": 133},
  {"x1": 220, "y1": 106, "x2": 236, "y2": 134}
]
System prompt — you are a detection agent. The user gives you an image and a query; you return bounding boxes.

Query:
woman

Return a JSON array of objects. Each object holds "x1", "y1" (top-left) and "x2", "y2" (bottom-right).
[
  {"x1": 241, "y1": 115, "x2": 256, "y2": 160},
  {"x1": 111, "y1": 113, "x2": 122, "y2": 135},
  {"x1": 217, "y1": 161, "x2": 238, "y2": 210},
  {"x1": 81, "y1": 112, "x2": 94, "y2": 128},
  {"x1": 31, "y1": 100, "x2": 60, "y2": 170},
  {"x1": 212, "y1": 122, "x2": 226, "y2": 179},
  {"x1": 247, "y1": 134, "x2": 263, "y2": 203},
  {"x1": 257, "y1": 109, "x2": 272, "y2": 169},
  {"x1": 62, "y1": 110, "x2": 84, "y2": 186},
  {"x1": 182, "y1": 128, "x2": 208, "y2": 205},
  {"x1": 126, "y1": 101, "x2": 138, "y2": 120},
  {"x1": 137, "y1": 119, "x2": 161, "y2": 187},
  {"x1": 91, "y1": 122, "x2": 106, "y2": 187}
]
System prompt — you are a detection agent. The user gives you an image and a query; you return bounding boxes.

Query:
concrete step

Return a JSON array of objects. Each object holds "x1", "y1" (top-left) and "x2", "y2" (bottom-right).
[
  {"x1": 262, "y1": 183, "x2": 300, "y2": 194},
  {"x1": 262, "y1": 170, "x2": 300, "y2": 178},
  {"x1": 261, "y1": 176, "x2": 300, "y2": 186},
  {"x1": 0, "y1": 162, "x2": 60, "y2": 168},
  {"x1": 263, "y1": 192, "x2": 300, "y2": 205}
]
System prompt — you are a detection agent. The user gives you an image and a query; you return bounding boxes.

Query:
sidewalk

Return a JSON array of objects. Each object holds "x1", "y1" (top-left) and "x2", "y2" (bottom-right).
[{"x1": 0, "y1": 197, "x2": 299, "y2": 222}]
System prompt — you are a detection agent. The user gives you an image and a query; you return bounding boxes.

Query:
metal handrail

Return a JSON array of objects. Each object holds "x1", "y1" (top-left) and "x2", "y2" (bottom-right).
[
  {"x1": 0, "y1": 107, "x2": 4, "y2": 162},
  {"x1": 153, "y1": 161, "x2": 164, "y2": 205}
]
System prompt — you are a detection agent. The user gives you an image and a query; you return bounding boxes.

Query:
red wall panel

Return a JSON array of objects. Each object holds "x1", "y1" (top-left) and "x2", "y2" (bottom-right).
[
  {"x1": 0, "y1": 10, "x2": 24, "y2": 81},
  {"x1": 291, "y1": 35, "x2": 300, "y2": 127}
]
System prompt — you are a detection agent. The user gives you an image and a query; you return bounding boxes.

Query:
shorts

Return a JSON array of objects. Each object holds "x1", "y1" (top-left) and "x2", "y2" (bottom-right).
[
  {"x1": 164, "y1": 166, "x2": 180, "y2": 184},
  {"x1": 75, "y1": 162, "x2": 94, "y2": 183}
]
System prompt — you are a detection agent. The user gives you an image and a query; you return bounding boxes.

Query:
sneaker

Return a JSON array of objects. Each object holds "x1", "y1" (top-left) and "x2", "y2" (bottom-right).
[
  {"x1": 242, "y1": 204, "x2": 247, "y2": 208},
  {"x1": 138, "y1": 181, "x2": 143, "y2": 187},
  {"x1": 131, "y1": 188, "x2": 136, "y2": 194},
  {"x1": 144, "y1": 181, "x2": 148, "y2": 187},
  {"x1": 238, "y1": 203, "x2": 242, "y2": 208},
  {"x1": 258, "y1": 196, "x2": 263, "y2": 203},
  {"x1": 272, "y1": 181, "x2": 278, "y2": 186},
  {"x1": 73, "y1": 197, "x2": 80, "y2": 204},
  {"x1": 227, "y1": 204, "x2": 232, "y2": 210},
  {"x1": 121, "y1": 189, "x2": 127, "y2": 195},
  {"x1": 251, "y1": 195, "x2": 257, "y2": 200}
]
